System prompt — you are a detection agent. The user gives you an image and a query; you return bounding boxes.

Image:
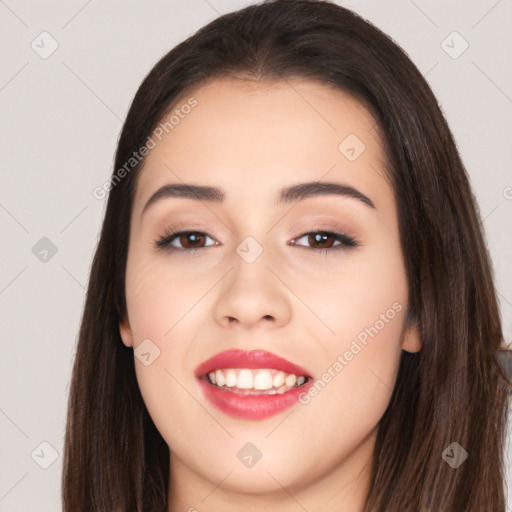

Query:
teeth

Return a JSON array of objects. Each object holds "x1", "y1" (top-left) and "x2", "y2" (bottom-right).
[
  {"x1": 237, "y1": 369, "x2": 253, "y2": 389},
  {"x1": 214, "y1": 370, "x2": 224, "y2": 386},
  {"x1": 225, "y1": 369, "x2": 237, "y2": 387},
  {"x1": 285, "y1": 374, "x2": 297, "y2": 387},
  {"x1": 253, "y1": 370, "x2": 273, "y2": 390},
  {"x1": 205, "y1": 368, "x2": 308, "y2": 393},
  {"x1": 273, "y1": 372, "x2": 285, "y2": 388}
]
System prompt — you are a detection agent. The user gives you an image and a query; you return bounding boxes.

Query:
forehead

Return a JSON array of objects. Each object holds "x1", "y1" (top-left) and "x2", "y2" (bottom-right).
[{"x1": 133, "y1": 76, "x2": 391, "y2": 213}]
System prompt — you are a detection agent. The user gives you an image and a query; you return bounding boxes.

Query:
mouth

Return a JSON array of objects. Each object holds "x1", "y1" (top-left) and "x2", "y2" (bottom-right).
[{"x1": 195, "y1": 349, "x2": 313, "y2": 420}]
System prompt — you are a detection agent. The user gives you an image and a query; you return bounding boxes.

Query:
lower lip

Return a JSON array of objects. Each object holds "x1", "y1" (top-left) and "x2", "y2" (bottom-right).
[{"x1": 197, "y1": 378, "x2": 313, "y2": 420}]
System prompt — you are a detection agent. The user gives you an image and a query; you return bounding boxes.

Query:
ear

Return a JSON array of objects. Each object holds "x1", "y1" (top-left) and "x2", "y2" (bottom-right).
[
  {"x1": 119, "y1": 316, "x2": 134, "y2": 348},
  {"x1": 401, "y1": 321, "x2": 422, "y2": 354}
]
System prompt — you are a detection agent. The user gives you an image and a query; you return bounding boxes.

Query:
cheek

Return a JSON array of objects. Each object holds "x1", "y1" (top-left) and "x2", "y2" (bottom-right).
[
  {"x1": 286, "y1": 234, "x2": 408, "y2": 350},
  {"x1": 125, "y1": 251, "x2": 211, "y2": 342},
  {"x1": 124, "y1": 251, "x2": 222, "y2": 436},
  {"x1": 290, "y1": 300, "x2": 405, "y2": 480}
]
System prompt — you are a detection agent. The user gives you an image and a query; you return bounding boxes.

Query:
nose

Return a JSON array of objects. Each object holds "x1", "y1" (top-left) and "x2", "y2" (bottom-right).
[{"x1": 212, "y1": 251, "x2": 292, "y2": 331}]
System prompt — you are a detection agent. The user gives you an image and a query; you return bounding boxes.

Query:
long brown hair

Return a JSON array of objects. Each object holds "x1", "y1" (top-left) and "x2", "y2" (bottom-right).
[{"x1": 62, "y1": 1, "x2": 510, "y2": 510}]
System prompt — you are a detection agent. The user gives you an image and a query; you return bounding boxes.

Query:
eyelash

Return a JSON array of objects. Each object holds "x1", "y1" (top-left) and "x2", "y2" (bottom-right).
[{"x1": 154, "y1": 228, "x2": 358, "y2": 254}]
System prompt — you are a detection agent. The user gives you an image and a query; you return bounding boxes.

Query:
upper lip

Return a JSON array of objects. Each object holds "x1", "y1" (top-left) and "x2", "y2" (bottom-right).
[{"x1": 195, "y1": 349, "x2": 311, "y2": 378}]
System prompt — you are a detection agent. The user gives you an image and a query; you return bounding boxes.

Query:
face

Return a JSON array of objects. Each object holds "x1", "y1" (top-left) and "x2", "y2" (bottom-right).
[{"x1": 119, "y1": 77, "x2": 421, "y2": 505}]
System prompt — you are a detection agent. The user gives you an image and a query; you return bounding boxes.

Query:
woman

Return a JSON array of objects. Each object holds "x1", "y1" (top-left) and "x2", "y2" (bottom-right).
[{"x1": 62, "y1": 1, "x2": 510, "y2": 510}]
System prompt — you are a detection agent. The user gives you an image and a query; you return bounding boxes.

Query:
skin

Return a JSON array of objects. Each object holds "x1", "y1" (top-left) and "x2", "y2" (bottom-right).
[{"x1": 119, "y1": 77, "x2": 421, "y2": 512}]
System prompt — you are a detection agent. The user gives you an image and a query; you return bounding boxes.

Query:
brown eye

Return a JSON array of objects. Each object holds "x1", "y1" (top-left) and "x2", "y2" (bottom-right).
[
  {"x1": 156, "y1": 230, "x2": 216, "y2": 250},
  {"x1": 307, "y1": 232, "x2": 336, "y2": 249},
  {"x1": 178, "y1": 232, "x2": 207, "y2": 249},
  {"x1": 292, "y1": 231, "x2": 357, "y2": 250}
]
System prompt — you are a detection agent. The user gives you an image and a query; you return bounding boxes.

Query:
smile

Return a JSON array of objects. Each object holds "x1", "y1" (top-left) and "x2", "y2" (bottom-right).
[{"x1": 195, "y1": 349, "x2": 313, "y2": 420}]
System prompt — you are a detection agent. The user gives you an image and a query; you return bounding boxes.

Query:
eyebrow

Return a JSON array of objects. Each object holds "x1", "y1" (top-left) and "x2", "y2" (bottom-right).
[{"x1": 141, "y1": 180, "x2": 376, "y2": 217}]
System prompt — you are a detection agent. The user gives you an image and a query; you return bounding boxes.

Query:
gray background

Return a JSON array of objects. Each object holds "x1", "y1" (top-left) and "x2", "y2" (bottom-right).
[{"x1": 1, "y1": 0, "x2": 511, "y2": 510}]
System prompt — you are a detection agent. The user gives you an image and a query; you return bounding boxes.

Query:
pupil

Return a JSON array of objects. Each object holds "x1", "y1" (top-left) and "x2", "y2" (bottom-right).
[
  {"x1": 184, "y1": 233, "x2": 202, "y2": 247},
  {"x1": 311, "y1": 232, "x2": 331, "y2": 248}
]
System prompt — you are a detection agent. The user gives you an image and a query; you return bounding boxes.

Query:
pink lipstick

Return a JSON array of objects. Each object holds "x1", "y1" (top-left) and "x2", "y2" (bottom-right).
[{"x1": 195, "y1": 349, "x2": 313, "y2": 420}]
